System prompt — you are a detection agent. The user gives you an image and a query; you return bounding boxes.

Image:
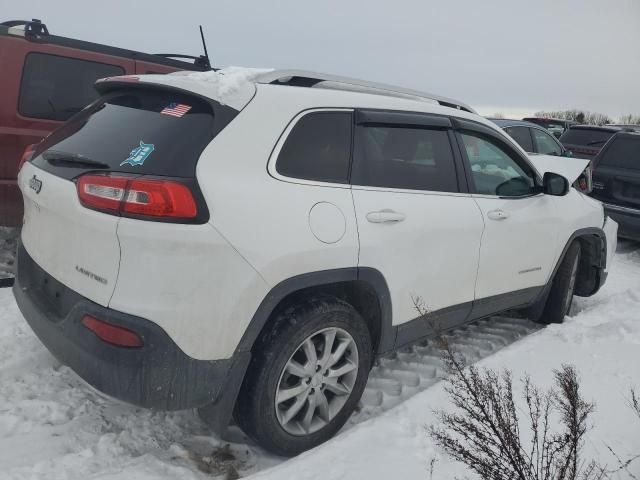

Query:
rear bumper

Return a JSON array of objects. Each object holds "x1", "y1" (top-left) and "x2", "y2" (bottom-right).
[
  {"x1": 13, "y1": 242, "x2": 249, "y2": 419},
  {"x1": 603, "y1": 203, "x2": 640, "y2": 241}
]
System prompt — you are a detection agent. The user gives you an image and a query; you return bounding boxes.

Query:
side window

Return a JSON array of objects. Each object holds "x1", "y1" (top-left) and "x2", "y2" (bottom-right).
[
  {"x1": 504, "y1": 126, "x2": 533, "y2": 152},
  {"x1": 460, "y1": 132, "x2": 536, "y2": 197},
  {"x1": 19, "y1": 53, "x2": 125, "y2": 121},
  {"x1": 276, "y1": 111, "x2": 352, "y2": 184},
  {"x1": 351, "y1": 125, "x2": 459, "y2": 192},
  {"x1": 532, "y1": 128, "x2": 563, "y2": 155}
]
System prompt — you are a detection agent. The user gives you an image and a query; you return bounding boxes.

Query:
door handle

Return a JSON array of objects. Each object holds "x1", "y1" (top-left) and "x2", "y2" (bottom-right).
[
  {"x1": 487, "y1": 209, "x2": 509, "y2": 221},
  {"x1": 366, "y1": 209, "x2": 406, "y2": 223}
]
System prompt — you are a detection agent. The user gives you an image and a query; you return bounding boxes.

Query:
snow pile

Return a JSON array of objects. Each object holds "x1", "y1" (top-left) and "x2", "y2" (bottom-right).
[
  {"x1": 173, "y1": 66, "x2": 273, "y2": 97},
  {"x1": 0, "y1": 243, "x2": 638, "y2": 479},
  {"x1": 165, "y1": 66, "x2": 273, "y2": 109}
]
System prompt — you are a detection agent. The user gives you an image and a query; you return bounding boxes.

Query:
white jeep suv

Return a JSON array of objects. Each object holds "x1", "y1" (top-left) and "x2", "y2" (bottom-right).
[{"x1": 13, "y1": 68, "x2": 617, "y2": 456}]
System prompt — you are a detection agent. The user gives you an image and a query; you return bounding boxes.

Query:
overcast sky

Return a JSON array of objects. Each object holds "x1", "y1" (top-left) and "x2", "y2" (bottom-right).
[{"x1": 3, "y1": 0, "x2": 639, "y2": 119}]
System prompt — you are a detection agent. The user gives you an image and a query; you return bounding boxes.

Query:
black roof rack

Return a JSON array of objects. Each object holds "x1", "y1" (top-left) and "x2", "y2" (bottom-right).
[
  {"x1": 155, "y1": 53, "x2": 211, "y2": 70},
  {"x1": 1, "y1": 18, "x2": 49, "y2": 37},
  {"x1": 0, "y1": 19, "x2": 210, "y2": 72}
]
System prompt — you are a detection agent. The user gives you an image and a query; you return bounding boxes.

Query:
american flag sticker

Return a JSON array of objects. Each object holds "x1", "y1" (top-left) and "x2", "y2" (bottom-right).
[{"x1": 160, "y1": 102, "x2": 192, "y2": 118}]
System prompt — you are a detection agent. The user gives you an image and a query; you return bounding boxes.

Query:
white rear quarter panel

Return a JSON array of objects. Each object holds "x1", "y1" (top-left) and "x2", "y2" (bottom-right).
[{"x1": 109, "y1": 220, "x2": 269, "y2": 360}]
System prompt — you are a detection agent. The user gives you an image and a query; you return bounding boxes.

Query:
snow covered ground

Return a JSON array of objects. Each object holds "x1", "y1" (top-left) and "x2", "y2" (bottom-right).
[
  {"x1": 1, "y1": 242, "x2": 639, "y2": 479},
  {"x1": 0, "y1": 227, "x2": 18, "y2": 280}
]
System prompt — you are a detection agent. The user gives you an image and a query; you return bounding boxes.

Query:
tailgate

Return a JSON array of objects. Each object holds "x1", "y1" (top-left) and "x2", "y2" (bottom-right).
[{"x1": 18, "y1": 162, "x2": 120, "y2": 306}]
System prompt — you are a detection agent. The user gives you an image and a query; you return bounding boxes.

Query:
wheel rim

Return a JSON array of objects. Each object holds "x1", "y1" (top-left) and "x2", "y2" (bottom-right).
[
  {"x1": 274, "y1": 327, "x2": 359, "y2": 436},
  {"x1": 564, "y1": 254, "x2": 580, "y2": 314}
]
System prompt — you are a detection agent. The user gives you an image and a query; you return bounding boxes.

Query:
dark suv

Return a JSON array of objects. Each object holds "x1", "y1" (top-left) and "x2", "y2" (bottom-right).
[
  {"x1": 522, "y1": 117, "x2": 576, "y2": 138},
  {"x1": 590, "y1": 131, "x2": 640, "y2": 241},
  {"x1": 559, "y1": 125, "x2": 629, "y2": 161},
  {"x1": 0, "y1": 19, "x2": 209, "y2": 226}
]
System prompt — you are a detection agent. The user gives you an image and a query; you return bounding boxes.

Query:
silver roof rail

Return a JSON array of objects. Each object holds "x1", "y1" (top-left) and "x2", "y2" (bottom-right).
[{"x1": 255, "y1": 69, "x2": 476, "y2": 114}]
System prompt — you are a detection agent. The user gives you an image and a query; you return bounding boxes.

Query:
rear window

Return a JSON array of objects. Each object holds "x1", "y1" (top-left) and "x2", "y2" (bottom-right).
[
  {"x1": 598, "y1": 136, "x2": 640, "y2": 170},
  {"x1": 19, "y1": 53, "x2": 125, "y2": 121},
  {"x1": 32, "y1": 88, "x2": 237, "y2": 179},
  {"x1": 559, "y1": 128, "x2": 615, "y2": 147}
]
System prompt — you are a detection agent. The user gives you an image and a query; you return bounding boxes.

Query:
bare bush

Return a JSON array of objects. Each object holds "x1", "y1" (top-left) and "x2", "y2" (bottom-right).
[
  {"x1": 618, "y1": 114, "x2": 640, "y2": 125},
  {"x1": 631, "y1": 389, "x2": 640, "y2": 420},
  {"x1": 428, "y1": 335, "x2": 604, "y2": 480},
  {"x1": 534, "y1": 110, "x2": 613, "y2": 126}
]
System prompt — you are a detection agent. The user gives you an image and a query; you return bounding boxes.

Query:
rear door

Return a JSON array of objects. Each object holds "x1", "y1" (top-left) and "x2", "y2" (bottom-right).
[
  {"x1": 19, "y1": 86, "x2": 229, "y2": 306},
  {"x1": 592, "y1": 134, "x2": 640, "y2": 207},
  {"x1": 351, "y1": 110, "x2": 484, "y2": 342},
  {"x1": 455, "y1": 120, "x2": 560, "y2": 315}
]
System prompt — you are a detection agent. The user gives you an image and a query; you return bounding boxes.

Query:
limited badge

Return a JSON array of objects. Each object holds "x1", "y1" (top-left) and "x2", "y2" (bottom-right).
[{"x1": 120, "y1": 141, "x2": 155, "y2": 167}]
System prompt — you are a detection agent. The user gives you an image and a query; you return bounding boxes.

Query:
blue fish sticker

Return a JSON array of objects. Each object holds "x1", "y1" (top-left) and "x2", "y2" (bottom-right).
[{"x1": 120, "y1": 141, "x2": 155, "y2": 167}]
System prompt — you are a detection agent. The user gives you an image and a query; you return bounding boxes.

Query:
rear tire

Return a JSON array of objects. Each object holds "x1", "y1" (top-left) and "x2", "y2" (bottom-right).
[
  {"x1": 234, "y1": 296, "x2": 372, "y2": 457},
  {"x1": 536, "y1": 242, "x2": 581, "y2": 324}
]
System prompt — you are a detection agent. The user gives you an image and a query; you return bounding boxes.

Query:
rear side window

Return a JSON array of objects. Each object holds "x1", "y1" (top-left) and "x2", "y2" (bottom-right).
[
  {"x1": 19, "y1": 53, "x2": 125, "y2": 121},
  {"x1": 351, "y1": 125, "x2": 459, "y2": 192},
  {"x1": 598, "y1": 136, "x2": 640, "y2": 170},
  {"x1": 32, "y1": 88, "x2": 236, "y2": 179},
  {"x1": 276, "y1": 111, "x2": 353, "y2": 184},
  {"x1": 504, "y1": 126, "x2": 533, "y2": 152},
  {"x1": 559, "y1": 128, "x2": 615, "y2": 147}
]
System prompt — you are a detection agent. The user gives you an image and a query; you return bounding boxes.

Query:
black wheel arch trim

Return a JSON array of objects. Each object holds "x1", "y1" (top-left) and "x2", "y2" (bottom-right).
[
  {"x1": 235, "y1": 267, "x2": 394, "y2": 355},
  {"x1": 535, "y1": 226, "x2": 607, "y2": 304}
]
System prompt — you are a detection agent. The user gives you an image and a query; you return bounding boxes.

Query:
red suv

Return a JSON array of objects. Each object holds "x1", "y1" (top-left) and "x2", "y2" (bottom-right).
[{"x1": 0, "y1": 19, "x2": 209, "y2": 226}]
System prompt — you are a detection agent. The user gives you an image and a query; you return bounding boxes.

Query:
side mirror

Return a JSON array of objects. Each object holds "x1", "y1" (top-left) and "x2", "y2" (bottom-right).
[
  {"x1": 561, "y1": 150, "x2": 573, "y2": 158},
  {"x1": 543, "y1": 172, "x2": 570, "y2": 196}
]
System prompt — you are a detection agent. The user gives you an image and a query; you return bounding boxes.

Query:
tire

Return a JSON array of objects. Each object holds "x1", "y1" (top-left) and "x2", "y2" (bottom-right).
[
  {"x1": 234, "y1": 296, "x2": 372, "y2": 457},
  {"x1": 537, "y1": 241, "x2": 581, "y2": 324}
]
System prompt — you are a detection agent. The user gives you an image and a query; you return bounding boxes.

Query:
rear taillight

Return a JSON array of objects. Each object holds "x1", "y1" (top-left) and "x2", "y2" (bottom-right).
[
  {"x1": 18, "y1": 144, "x2": 37, "y2": 171},
  {"x1": 81, "y1": 315, "x2": 143, "y2": 348},
  {"x1": 77, "y1": 174, "x2": 198, "y2": 221}
]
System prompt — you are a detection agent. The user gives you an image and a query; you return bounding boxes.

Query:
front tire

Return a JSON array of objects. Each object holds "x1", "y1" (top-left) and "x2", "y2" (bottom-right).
[
  {"x1": 234, "y1": 296, "x2": 372, "y2": 457},
  {"x1": 537, "y1": 241, "x2": 581, "y2": 324}
]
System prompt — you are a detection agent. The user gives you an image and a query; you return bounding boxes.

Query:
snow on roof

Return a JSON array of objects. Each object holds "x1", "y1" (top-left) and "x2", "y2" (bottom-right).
[{"x1": 170, "y1": 66, "x2": 274, "y2": 99}]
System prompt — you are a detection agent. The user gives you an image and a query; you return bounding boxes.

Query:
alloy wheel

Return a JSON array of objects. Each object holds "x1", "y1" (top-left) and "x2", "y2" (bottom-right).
[{"x1": 274, "y1": 327, "x2": 359, "y2": 436}]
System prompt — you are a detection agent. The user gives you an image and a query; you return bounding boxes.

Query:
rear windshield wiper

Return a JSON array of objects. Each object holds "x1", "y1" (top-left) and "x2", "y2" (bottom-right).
[
  {"x1": 586, "y1": 140, "x2": 607, "y2": 146},
  {"x1": 42, "y1": 150, "x2": 110, "y2": 169}
]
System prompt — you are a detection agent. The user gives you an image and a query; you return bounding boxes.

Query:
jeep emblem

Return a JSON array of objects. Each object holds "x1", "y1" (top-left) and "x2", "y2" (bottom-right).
[{"x1": 29, "y1": 175, "x2": 42, "y2": 194}]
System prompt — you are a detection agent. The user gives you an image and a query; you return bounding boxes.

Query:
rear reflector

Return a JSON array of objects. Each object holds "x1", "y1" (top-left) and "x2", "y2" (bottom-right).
[
  {"x1": 81, "y1": 315, "x2": 143, "y2": 348},
  {"x1": 77, "y1": 174, "x2": 197, "y2": 220}
]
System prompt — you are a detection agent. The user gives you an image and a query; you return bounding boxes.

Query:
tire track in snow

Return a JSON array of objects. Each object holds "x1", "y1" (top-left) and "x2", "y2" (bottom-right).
[{"x1": 351, "y1": 316, "x2": 539, "y2": 422}]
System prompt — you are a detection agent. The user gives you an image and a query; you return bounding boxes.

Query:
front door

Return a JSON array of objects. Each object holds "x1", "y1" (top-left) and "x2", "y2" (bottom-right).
[{"x1": 455, "y1": 126, "x2": 560, "y2": 317}]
